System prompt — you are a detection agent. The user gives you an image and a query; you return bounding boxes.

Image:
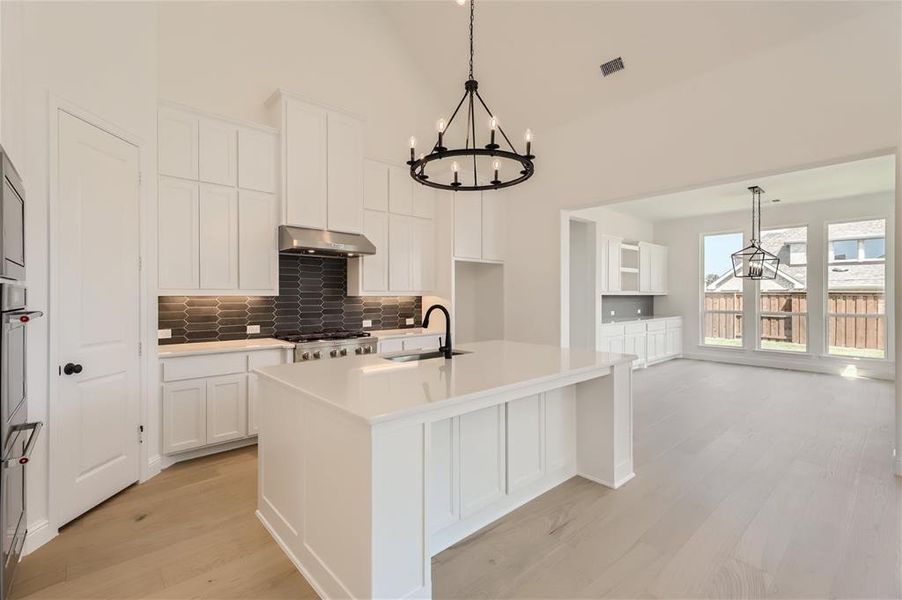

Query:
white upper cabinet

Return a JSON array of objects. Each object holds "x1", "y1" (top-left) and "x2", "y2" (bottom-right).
[
  {"x1": 198, "y1": 118, "x2": 237, "y2": 186},
  {"x1": 389, "y1": 214, "x2": 413, "y2": 293},
  {"x1": 481, "y1": 194, "x2": 504, "y2": 262},
  {"x1": 639, "y1": 242, "x2": 668, "y2": 295},
  {"x1": 274, "y1": 92, "x2": 365, "y2": 233},
  {"x1": 238, "y1": 128, "x2": 277, "y2": 193},
  {"x1": 158, "y1": 177, "x2": 199, "y2": 290},
  {"x1": 410, "y1": 217, "x2": 435, "y2": 293},
  {"x1": 284, "y1": 99, "x2": 328, "y2": 229},
  {"x1": 360, "y1": 209, "x2": 389, "y2": 292},
  {"x1": 238, "y1": 190, "x2": 278, "y2": 291},
  {"x1": 198, "y1": 184, "x2": 239, "y2": 290},
  {"x1": 157, "y1": 103, "x2": 279, "y2": 295},
  {"x1": 158, "y1": 107, "x2": 199, "y2": 180},
  {"x1": 389, "y1": 165, "x2": 414, "y2": 215},
  {"x1": 363, "y1": 159, "x2": 389, "y2": 211},
  {"x1": 412, "y1": 183, "x2": 435, "y2": 219},
  {"x1": 453, "y1": 194, "x2": 482, "y2": 260},
  {"x1": 326, "y1": 111, "x2": 364, "y2": 233},
  {"x1": 597, "y1": 234, "x2": 622, "y2": 293}
]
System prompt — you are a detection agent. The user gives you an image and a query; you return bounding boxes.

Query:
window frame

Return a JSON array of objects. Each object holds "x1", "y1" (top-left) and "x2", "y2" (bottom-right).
[
  {"x1": 699, "y1": 230, "x2": 745, "y2": 350},
  {"x1": 823, "y1": 217, "x2": 888, "y2": 361}
]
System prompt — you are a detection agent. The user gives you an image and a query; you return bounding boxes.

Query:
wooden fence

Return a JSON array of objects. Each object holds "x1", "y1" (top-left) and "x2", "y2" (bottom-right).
[{"x1": 703, "y1": 292, "x2": 885, "y2": 351}]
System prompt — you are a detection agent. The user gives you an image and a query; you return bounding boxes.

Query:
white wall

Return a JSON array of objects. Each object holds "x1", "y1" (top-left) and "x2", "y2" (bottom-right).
[
  {"x1": 503, "y1": 5, "x2": 901, "y2": 347},
  {"x1": 571, "y1": 205, "x2": 654, "y2": 242},
  {"x1": 654, "y1": 192, "x2": 895, "y2": 378},
  {"x1": 0, "y1": 1, "x2": 158, "y2": 550},
  {"x1": 157, "y1": 1, "x2": 444, "y2": 162}
]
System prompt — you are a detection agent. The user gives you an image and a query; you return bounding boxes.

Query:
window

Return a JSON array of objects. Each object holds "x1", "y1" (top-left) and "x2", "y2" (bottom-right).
[
  {"x1": 759, "y1": 226, "x2": 808, "y2": 353},
  {"x1": 789, "y1": 243, "x2": 807, "y2": 266},
  {"x1": 702, "y1": 232, "x2": 743, "y2": 347},
  {"x1": 827, "y1": 219, "x2": 886, "y2": 359}
]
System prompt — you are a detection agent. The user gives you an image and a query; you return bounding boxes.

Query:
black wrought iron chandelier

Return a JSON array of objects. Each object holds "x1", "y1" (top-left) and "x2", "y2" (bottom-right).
[
  {"x1": 407, "y1": 0, "x2": 535, "y2": 192},
  {"x1": 731, "y1": 185, "x2": 780, "y2": 280}
]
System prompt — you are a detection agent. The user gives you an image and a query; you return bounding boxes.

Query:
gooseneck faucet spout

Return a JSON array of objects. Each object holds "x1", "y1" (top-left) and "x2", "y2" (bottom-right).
[{"x1": 422, "y1": 304, "x2": 453, "y2": 359}]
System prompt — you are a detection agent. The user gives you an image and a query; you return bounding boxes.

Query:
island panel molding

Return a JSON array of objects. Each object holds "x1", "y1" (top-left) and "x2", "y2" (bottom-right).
[{"x1": 255, "y1": 340, "x2": 635, "y2": 599}]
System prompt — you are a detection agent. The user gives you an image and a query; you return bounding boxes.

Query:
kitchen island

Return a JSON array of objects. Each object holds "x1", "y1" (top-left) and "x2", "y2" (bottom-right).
[{"x1": 254, "y1": 340, "x2": 635, "y2": 600}]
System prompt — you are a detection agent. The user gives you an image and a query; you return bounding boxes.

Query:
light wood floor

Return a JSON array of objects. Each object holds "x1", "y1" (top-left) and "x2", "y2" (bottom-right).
[{"x1": 13, "y1": 359, "x2": 901, "y2": 599}]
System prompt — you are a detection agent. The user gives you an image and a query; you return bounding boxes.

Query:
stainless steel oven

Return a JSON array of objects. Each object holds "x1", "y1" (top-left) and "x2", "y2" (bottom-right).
[
  {"x1": 0, "y1": 147, "x2": 25, "y2": 281},
  {"x1": 0, "y1": 282, "x2": 41, "y2": 600}
]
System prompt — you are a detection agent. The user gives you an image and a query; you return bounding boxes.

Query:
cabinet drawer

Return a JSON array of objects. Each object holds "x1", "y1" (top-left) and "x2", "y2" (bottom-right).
[
  {"x1": 646, "y1": 320, "x2": 666, "y2": 332},
  {"x1": 162, "y1": 352, "x2": 247, "y2": 382},
  {"x1": 624, "y1": 322, "x2": 647, "y2": 335},
  {"x1": 248, "y1": 349, "x2": 287, "y2": 370},
  {"x1": 665, "y1": 318, "x2": 683, "y2": 330}
]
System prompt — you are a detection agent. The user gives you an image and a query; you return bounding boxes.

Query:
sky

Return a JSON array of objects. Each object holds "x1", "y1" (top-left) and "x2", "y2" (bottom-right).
[{"x1": 704, "y1": 232, "x2": 743, "y2": 278}]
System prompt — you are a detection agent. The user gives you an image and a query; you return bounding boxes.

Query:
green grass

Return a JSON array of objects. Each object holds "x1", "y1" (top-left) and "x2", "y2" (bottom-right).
[
  {"x1": 828, "y1": 346, "x2": 885, "y2": 359},
  {"x1": 704, "y1": 337, "x2": 742, "y2": 347},
  {"x1": 760, "y1": 340, "x2": 807, "y2": 353}
]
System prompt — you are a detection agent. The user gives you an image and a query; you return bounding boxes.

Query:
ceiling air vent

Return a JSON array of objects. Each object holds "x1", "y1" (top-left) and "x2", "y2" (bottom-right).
[{"x1": 600, "y1": 57, "x2": 625, "y2": 77}]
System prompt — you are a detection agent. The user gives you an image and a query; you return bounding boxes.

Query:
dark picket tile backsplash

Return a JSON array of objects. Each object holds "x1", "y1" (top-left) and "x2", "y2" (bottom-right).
[{"x1": 158, "y1": 255, "x2": 422, "y2": 345}]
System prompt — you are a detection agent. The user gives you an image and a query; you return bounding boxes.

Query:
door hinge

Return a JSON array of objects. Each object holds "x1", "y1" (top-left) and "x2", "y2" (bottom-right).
[
  {"x1": 138, "y1": 256, "x2": 142, "y2": 271},
  {"x1": 138, "y1": 425, "x2": 144, "y2": 443},
  {"x1": 138, "y1": 341, "x2": 143, "y2": 357}
]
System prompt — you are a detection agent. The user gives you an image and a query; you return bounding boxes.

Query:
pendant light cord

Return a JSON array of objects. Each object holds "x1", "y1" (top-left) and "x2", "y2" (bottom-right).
[{"x1": 469, "y1": 0, "x2": 475, "y2": 79}]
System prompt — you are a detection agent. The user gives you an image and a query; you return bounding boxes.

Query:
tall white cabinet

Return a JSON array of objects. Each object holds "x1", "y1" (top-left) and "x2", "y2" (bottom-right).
[
  {"x1": 157, "y1": 103, "x2": 279, "y2": 296},
  {"x1": 453, "y1": 192, "x2": 504, "y2": 262},
  {"x1": 348, "y1": 159, "x2": 436, "y2": 296},
  {"x1": 269, "y1": 90, "x2": 364, "y2": 234}
]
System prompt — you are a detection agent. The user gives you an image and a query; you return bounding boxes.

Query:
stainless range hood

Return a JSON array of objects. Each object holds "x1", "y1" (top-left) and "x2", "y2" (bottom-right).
[{"x1": 278, "y1": 225, "x2": 376, "y2": 257}]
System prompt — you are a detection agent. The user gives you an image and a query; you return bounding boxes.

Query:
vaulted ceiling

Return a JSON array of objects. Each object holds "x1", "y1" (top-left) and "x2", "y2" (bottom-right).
[{"x1": 379, "y1": 1, "x2": 884, "y2": 135}]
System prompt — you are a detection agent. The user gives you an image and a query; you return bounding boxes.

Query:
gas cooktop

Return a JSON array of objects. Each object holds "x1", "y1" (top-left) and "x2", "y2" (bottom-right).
[{"x1": 275, "y1": 330, "x2": 372, "y2": 344}]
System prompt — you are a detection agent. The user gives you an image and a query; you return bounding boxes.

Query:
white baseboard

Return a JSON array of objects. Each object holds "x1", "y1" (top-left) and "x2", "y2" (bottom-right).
[
  {"x1": 141, "y1": 454, "x2": 162, "y2": 483},
  {"x1": 256, "y1": 510, "x2": 331, "y2": 600},
  {"x1": 578, "y1": 470, "x2": 635, "y2": 490},
  {"x1": 683, "y1": 351, "x2": 894, "y2": 381},
  {"x1": 23, "y1": 519, "x2": 57, "y2": 556},
  {"x1": 160, "y1": 437, "x2": 257, "y2": 469},
  {"x1": 895, "y1": 457, "x2": 902, "y2": 477}
]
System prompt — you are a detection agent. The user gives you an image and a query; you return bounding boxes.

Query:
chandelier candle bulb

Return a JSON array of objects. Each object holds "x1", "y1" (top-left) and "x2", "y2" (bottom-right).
[
  {"x1": 452, "y1": 161, "x2": 460, "y2": 187},
  {"x1": 436, "y1": 118, "x2": 447, "y2": 151},
  {"x1": 525, "y1": 128, "x2": 533, "y2": 156},
  {"x1": 492, "y1": 159, "x2": 500, "y2": 185},
  {"x1": 409, "y1": 136, "x2": 416, "y2": 163}
]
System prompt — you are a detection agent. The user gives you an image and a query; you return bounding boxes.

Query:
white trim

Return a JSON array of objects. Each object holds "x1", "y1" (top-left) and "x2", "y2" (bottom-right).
[
  {"x1": 158, "y1": 99, "x2": 278, "y2": 134},
  {"x1": 46, "y1": 94, "x2": 151, "y2": 543},
  {"x1": 683, "y1": 352, "x2": 894, "y2": 381},
  {"x1": 22, "y1": 519, "x2": 56, "y2": 557},
  {"x1": 256, "y1": 510, "x2": 332, "y2": 600},
  {"x1": 159, "y1": 438, "x2": 257, "y2": 470}
]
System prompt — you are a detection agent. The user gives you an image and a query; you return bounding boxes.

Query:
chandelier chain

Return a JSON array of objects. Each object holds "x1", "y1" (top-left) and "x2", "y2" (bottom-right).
[{"x1": 468, "y1": 0, "x2": 475, "y2": 79}]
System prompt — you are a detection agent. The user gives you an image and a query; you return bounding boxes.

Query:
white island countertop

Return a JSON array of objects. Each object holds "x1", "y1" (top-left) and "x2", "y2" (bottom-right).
[
  {"x1": 255, "y1": 340, "x2": 635, "y2": 424},
  {"x1": 159, "y1": 337, "x2": 295, "y2": 357}
]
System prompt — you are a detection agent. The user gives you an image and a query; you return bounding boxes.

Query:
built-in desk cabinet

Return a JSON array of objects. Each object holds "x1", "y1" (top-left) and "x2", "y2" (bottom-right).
[
  {"x1": 598, "y1": 317, "x2": 682, "y2": 369},
  {"x1": 160, "y1": 347, "x2": 291, "y2": 458},
  {"x1": 157, "y1": 103, "x2": 278, "y2": 296}
]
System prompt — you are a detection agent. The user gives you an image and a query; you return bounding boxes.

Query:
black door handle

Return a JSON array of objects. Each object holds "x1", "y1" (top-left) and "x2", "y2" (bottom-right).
[{"x1": 63, "y1": 363, "x2": 83, "y2": 376}]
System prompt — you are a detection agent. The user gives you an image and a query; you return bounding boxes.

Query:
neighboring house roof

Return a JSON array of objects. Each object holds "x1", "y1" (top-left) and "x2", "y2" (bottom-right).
[{"x1": 706, "y1": 222, "x2": 886, "y2": 292}]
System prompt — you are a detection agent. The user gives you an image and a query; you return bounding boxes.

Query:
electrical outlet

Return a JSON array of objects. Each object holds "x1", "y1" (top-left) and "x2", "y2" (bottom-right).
[
  {"x1": 157, "y1": 329, "x2": 171, "y2": 340},
  {"x1": 406, "y1": 317, "x2": 415, "y2": 325},
  {"x1": 246, "y1": 325, "x2": 260, "y2": 334},
  {"x1": 362, "y1": 319, "x2": 373, "y2": 328}
]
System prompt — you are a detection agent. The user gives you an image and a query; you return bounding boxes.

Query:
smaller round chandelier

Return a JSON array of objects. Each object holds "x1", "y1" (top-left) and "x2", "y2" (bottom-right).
[
  {"x1": 407, "y1": 0, "x2": 535, "y2": 192},
  {"x1": 731, "y1": 185, "x2": 780, "y2": 280}
]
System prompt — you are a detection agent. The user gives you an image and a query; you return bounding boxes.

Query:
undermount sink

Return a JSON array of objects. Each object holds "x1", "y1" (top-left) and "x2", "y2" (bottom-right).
[{"x1": 383, "y1": 350, "x2": 470, "y2": 363}]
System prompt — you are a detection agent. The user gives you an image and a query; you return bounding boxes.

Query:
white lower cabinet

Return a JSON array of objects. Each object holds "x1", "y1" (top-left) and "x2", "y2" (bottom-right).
[
  {"x1": 161, "y1": 347, "x2": 290, "y2": 456},
  {"x1": 428, "y1": 388, "x2": 578, "y2": 554},
  {"x1": 376, "y1": 333, "x2": 442, "y2": 354},
  {"x1": 597, "y1": 317, "x2": 682, "y2": 368},
  {"x1": 205, "y1": 374, "x2": 247, "y2": 445}
]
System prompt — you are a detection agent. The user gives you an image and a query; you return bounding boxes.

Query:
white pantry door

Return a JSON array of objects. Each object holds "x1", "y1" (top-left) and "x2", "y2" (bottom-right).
[{"x1": 56, "y1": 111, "x2": 141, "y2": 525}]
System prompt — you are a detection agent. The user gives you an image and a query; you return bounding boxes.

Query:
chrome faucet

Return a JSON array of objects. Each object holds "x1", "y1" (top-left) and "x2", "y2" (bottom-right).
[{"x1": 422, "y1": 304, "x2": 453, "y2": 359}]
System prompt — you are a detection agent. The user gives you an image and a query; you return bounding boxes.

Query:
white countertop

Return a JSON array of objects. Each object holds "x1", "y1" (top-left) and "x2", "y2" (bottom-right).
[
  {"x1": 158, "y1": 338, "x2": 295, "y2": 357},
  {"x1": 256, "y1": 340, "x2": 635, "y2": 424},
  {"x1": 369, "y1": 327, "x2": 438, "y2": 340},
  {"x1": 601, "y1": 315, "x2": 682, "y2": 324}
]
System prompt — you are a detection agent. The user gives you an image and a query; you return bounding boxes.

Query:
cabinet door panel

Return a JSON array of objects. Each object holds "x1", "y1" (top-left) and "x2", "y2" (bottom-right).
[
  {"x1": 389, "y1": 166, "x2": 413, "y2": 215},
  {"x1": 158, "y1": 107, "x2": 198, "y2": 180},
  {"x1": 326, "y1": 111, "x2": 363, "y2": 233},
  {"x1": 238, "y1": 128, "x2": 277, "y2": 193},
  {"x1": 158, "y1": 177, "x2": 199, "y2": 290},
  {"x1": 238, "y1": 190, "x2": 277, "y2": 291},
  {"x1": 199, "y1": 184, "x2": 239, "y2": 289},
  {"x1": 199, "y1": 118, "x2": 237, "y2": 186},
  {"x1": 639, "y1": 243, "x2": 652, "y2": 293},
  {"x1": 481, "y1": 194, "x2": 504, "y2": 261},
  {"x1": 378, "y1": 338, "x2": 404, "y2": 354},
  {"x1": 459, "y1": 405, "x2": 505, "y2": 516},
  {"x1": 453, "y1": 194, "x2": 482, "y2": 259},
  {"x1": 429, "y1": 417, "x2": 459, "y2": 533},
  {"x1": 412, "y1": 184, "x2": 435, "y2": 219},
  {"x1": 545, "y1": 387, "x2": 576, "y2": 472},
  {"x1": 362, "y1": 210, "x2": 389, "y2": 292},
  {"x1": 206, "y1": 373, "x2": 248, "y2": 445},
  {"x1": 285, "y1": 100, "x2": 327, "y2": 228},
  {"x1": 363, "y1": 160, "x2": 389, "y2": 212},
  {"x1": 389, "y1": 214, "x2": 412, "y2": 292},
  {"x1": 402, "y1": 335, "x2": 441, "y2": 352},
  {"x1": 162, "y1": 380, "x2": 206, "y2": 454},
  {"x1": 410, "y1": 217, "x2": 435, "y2": 293},
  {"x1": 507, "y1": 395, "x2": 543, "y2": 492}
]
